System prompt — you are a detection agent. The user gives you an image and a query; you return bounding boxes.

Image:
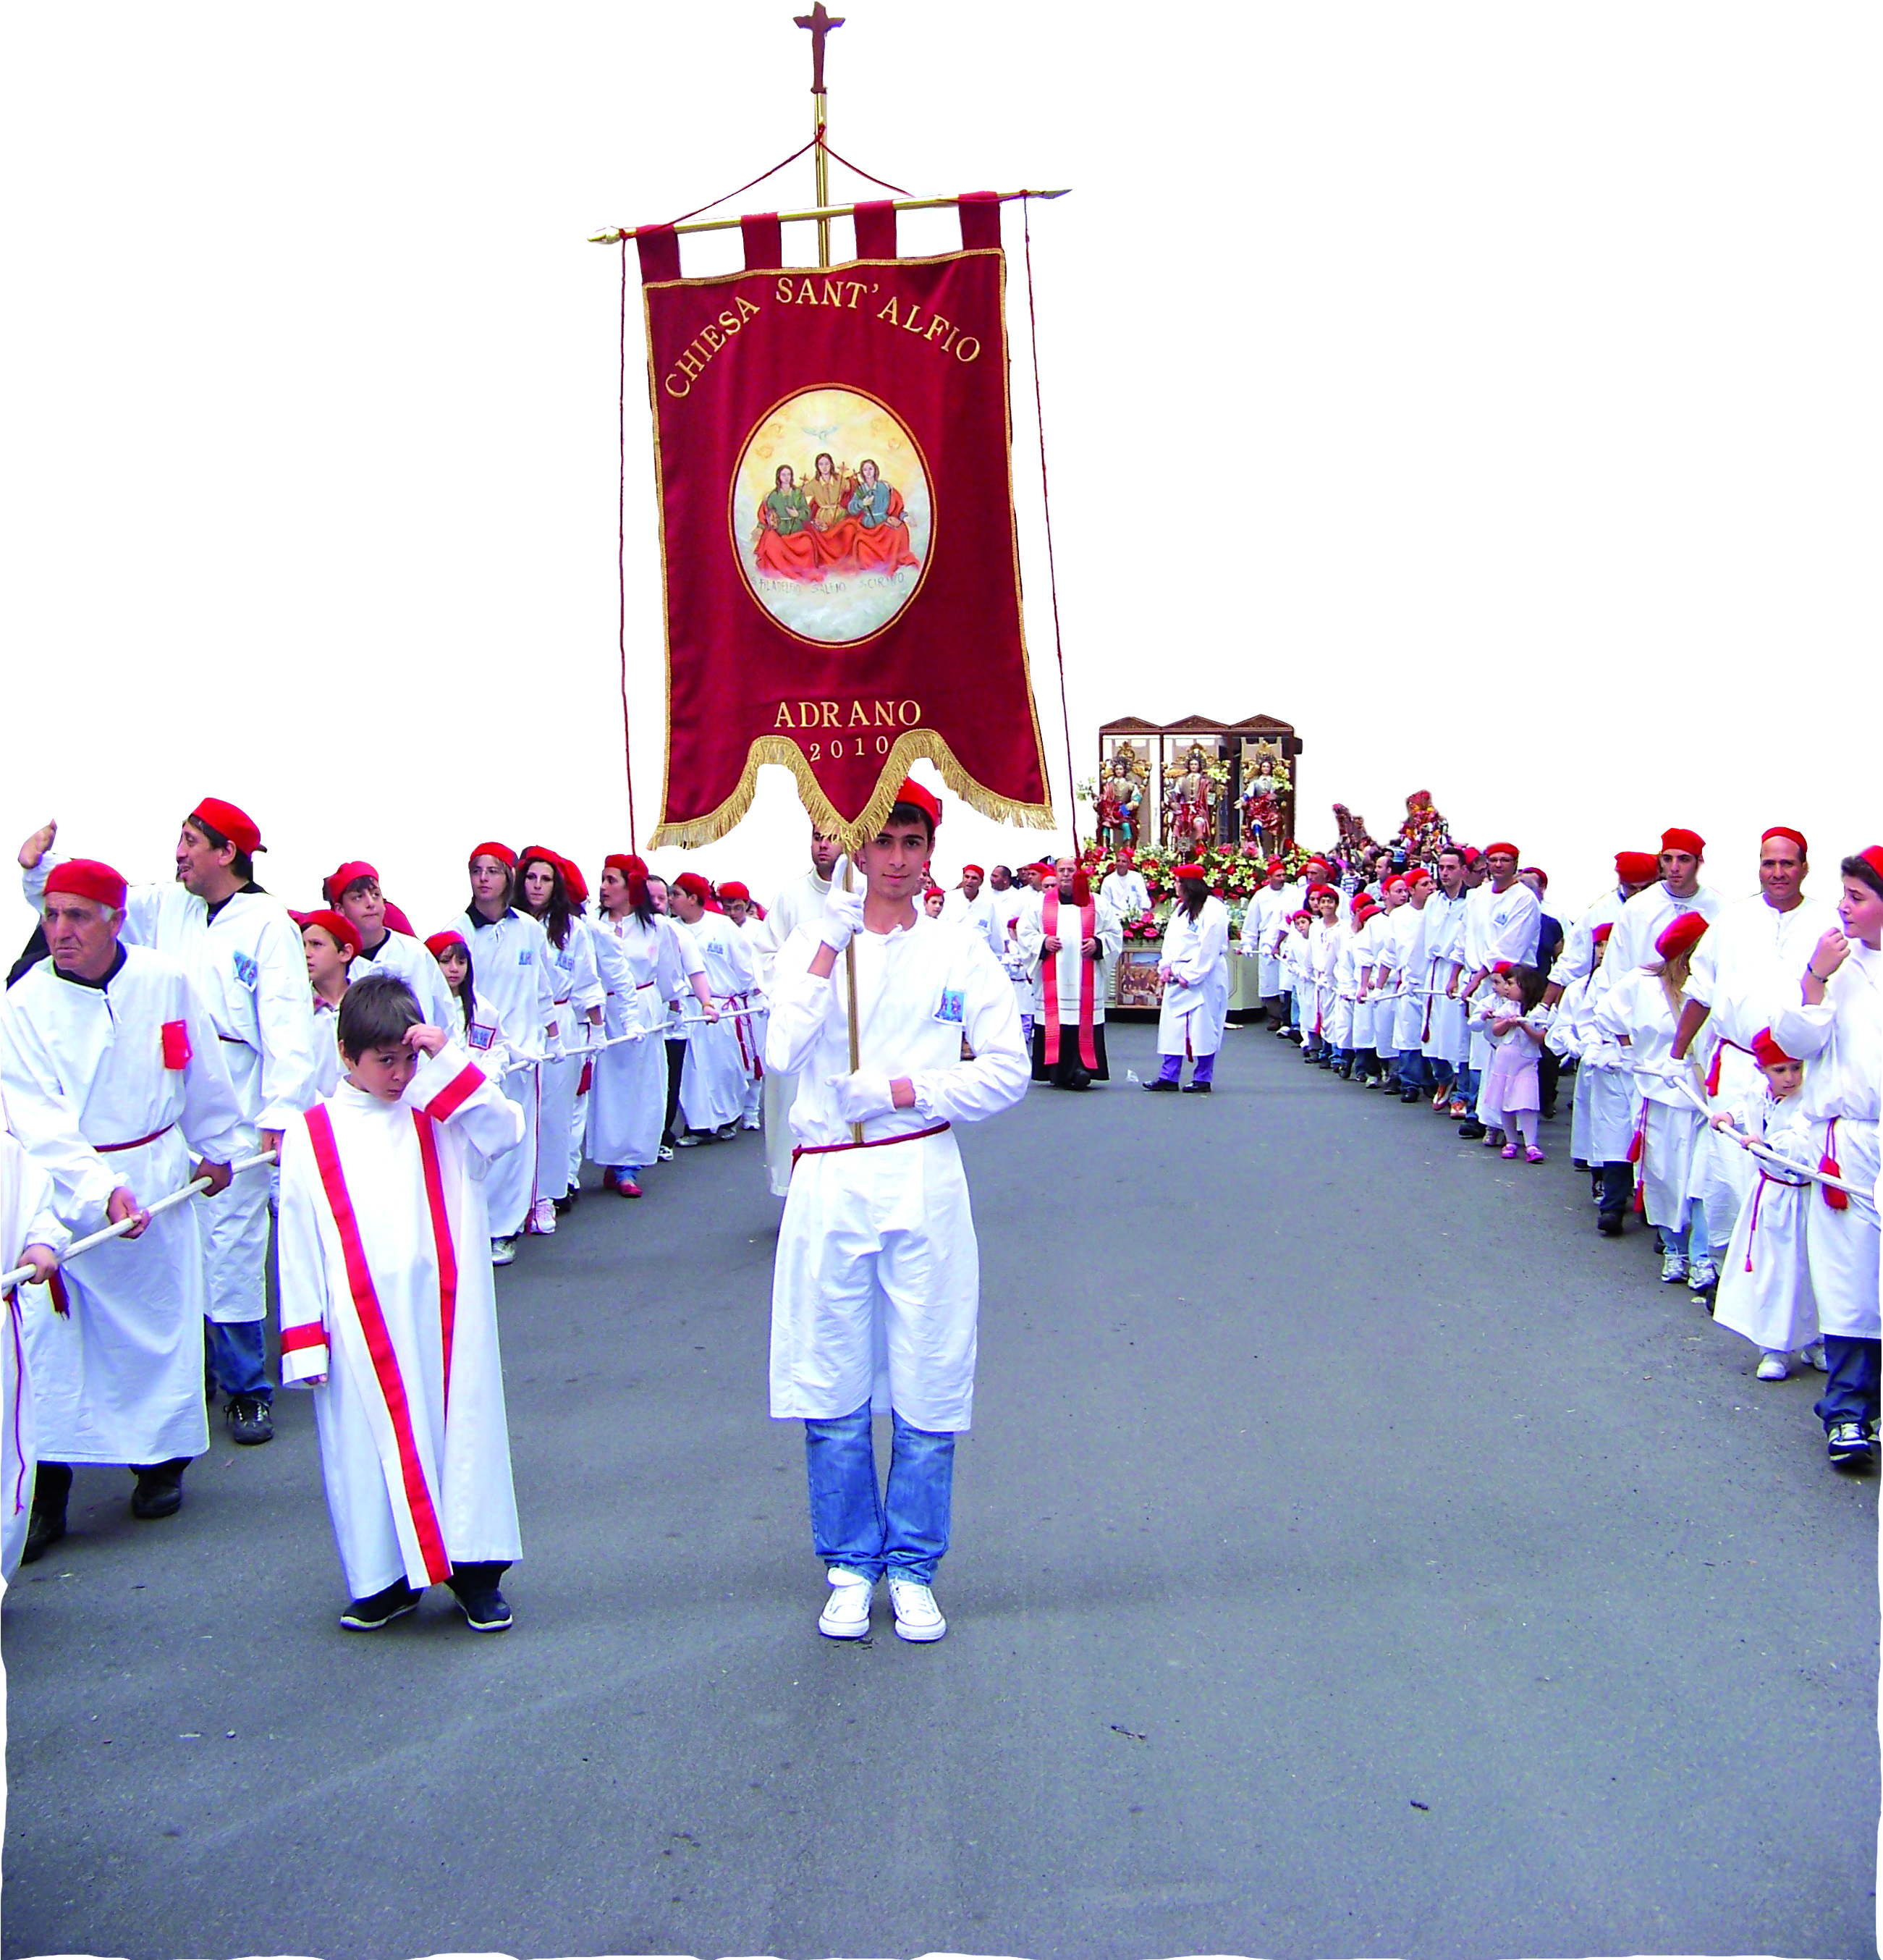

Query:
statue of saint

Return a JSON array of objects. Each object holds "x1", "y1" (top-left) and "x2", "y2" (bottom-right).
[{"x1": 1095, "y1": 756, "x2": 1141, "y2": 849}]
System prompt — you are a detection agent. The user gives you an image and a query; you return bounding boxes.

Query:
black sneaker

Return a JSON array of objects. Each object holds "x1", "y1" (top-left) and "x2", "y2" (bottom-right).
[
  {"x1": 452, "y1": 1587, "x2": 513, "y2": 1632},
  {"x1": 1596, "y1": 1210, "x2": 1625, "y2": 1237},
  {"x1": 1141, "y1": 1078, "x2": 1179, "y2": 1092},
  {"x1": 224, "y1": 1394, "x2": 274, "y2": 1446},
  {"x1": 1457, "y1": 1120, "x2": 1487, "y2": 1140},
  {"x1": 130, "y1": 1461, "x2": 185, "y2": 1520},
  {"x1": 339, "y1": 1579, "x2": 422, "y2": 1631},
  {"x1": 1180, "y1": 1081, "x2": 1211, "y2": 1094},
  {"x1": 20, "y1": 1503, "x2": 67, "y2": 1565}
]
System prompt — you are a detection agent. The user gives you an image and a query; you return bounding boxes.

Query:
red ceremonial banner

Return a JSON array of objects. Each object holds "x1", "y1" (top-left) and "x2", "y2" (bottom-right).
[{"x1": 639, "y1": 208, "x2": 1053, "y2": 847}]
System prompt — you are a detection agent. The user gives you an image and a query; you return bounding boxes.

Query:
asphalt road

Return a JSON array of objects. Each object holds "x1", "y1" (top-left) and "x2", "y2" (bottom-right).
[{"x1": 4, "y1": 1021, "x2": 1876, "y2": 1960}]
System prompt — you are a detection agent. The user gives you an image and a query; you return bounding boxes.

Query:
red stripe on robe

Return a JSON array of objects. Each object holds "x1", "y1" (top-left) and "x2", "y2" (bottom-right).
[
  {"x1": 423, "y1": 1061, "x2": 485, "y2": 1123},
  {"x1": 304, "y1": 1104, "x2": 452, "y2": 1584},
  {"x1": 412, "y1": 1110, "x2": 459, "y2": 1415}
]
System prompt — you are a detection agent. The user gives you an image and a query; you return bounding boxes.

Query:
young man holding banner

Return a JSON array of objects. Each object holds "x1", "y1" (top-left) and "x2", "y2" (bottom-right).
[{"x1": 764, "y1": 780, "x2": 1028, "y2": 1644}]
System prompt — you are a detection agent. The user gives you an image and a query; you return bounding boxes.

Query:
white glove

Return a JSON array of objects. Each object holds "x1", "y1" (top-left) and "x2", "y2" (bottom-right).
[
  {"x1": 828, "y1": 1069, "x2": 897, "y2": 1124},
  {"x1": 817, "y1": 885, "x2": 867, "y2": 952}
]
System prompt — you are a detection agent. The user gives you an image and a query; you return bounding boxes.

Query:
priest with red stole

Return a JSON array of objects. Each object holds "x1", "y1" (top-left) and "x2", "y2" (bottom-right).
[{"x1": 1020, "y1": 856, "x2": 1122, "y2": 1089}]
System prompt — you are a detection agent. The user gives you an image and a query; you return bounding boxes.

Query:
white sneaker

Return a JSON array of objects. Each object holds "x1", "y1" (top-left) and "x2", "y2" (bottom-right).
[
  {"x1": 887, "y1": 1573, "x2": 947, "y2": 1642},
  {"x1": 1687, "y1": 1255, "x2": 1719, "y2": 1292},
  {"x1": 1803, "y1": 1341, "x2": 1828, "y2": 1372},
  {"x1": 1660, "y1": 1250, "x2": 1689, "y2": 1284},
  {"x1": 1756, "y1": 1351, "x2": 1790, "y2": 1382},
  {"x1": 529, "y1": 1196, "x2": 557, "y2": 1235},
  {"x1": 817, "y1": 1568, "x2": 874, "y2": 1639},
  {"x1": 740, "y1": 1116, "x2": 762, "y2": 1132},
  {"x1": 490, "y1": 1236, "x2": 517, "y2": 1267}
]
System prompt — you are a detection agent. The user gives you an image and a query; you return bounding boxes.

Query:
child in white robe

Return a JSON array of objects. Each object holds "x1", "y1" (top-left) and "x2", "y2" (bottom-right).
[
  {"x1": 301, "y1": 909, "x2": 360, "y2": 1099},
  {"x1": 277, "y1": 973, "x2": 526, "y2": 1633},
  {"x1": 1711, "y1": 1031, "x2": 1823, "y2": 1381}
]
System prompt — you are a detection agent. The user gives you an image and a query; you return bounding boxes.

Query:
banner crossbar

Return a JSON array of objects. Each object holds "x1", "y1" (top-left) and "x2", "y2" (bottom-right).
[{"x1": 590, "y1": 187, "x2": 1069, "y2": 245}]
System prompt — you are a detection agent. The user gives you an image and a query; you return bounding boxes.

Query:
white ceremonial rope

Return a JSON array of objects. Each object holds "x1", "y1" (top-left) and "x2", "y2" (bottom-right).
[
  {"x1": 0, "y1": 1149, "x2": 279, "y2": 1295},
  {"x1": 501, "y1": 1002, "x2": 769, "y2": 1079},
  {"x1": 1633, "y1": 1063, "x2": 1867, "y2": 1200}
]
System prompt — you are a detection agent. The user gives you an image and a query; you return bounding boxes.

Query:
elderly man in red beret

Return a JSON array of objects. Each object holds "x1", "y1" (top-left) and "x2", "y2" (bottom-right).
[
  {"x1": 0, "y1": 859, "x2": 245, "y2": 1558},
  {"x1": 19, "y1": 804, "x2": 318, "y2": 1446}
]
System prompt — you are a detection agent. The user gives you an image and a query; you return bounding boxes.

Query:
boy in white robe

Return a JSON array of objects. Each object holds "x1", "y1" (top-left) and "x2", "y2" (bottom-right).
[
  {"x1": 0, "y1": 859, "x2": 244, "y2": 1554},
  {"x1": 0, "y1": 1122, "x2": 72, "y2": 1577},
  {"x1": 766, "y1": 780, "x2": 1026, "y2": 1644},
  {"x1": 325, "y1": 859, "x2": 455, "y2": 1028},
  {"x1": 277, "y1": 973, "x2": 526, "y2": 1631}
]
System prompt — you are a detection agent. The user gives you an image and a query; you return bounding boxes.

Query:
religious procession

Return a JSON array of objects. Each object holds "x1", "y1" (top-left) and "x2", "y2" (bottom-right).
[{"x1": 7, "y1": 7, "x2": 1874, "y2": 1960}]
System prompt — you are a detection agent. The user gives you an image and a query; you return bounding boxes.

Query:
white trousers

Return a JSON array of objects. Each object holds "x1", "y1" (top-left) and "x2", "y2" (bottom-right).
[{"x1": 485, "y1": 1068, "x2": 538, "y2": 1238}]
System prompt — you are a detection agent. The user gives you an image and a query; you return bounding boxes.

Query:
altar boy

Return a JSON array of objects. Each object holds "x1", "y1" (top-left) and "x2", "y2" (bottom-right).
[{"x1": 276, "y1": 973, "x2": 526, "y2": 1633}]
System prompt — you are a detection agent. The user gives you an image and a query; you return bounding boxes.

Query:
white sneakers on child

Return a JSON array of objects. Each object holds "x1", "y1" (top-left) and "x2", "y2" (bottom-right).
[
  {"x1": 817, "y1": 1568, "x2": 873, "y2": 1639},
  {"x1": 814, "y1": 1568, "x2": 948, "y2": 1642},
  {"x1": 1756, "y1": 1351, "x2": 1790, "y2": 1382},
  {"x1": 1803, "y1": 1341, "x2": 1828, "y2": 1372},
  {"x1": 1687, "y1": 1254, "x2": 1719, "y2": 1293},
  {"x1": 528, "y1": 1196, "x2": 557, "y2": 1235},
  {"x1": 1660, "y1": 1250, "x2": 1689, "y2": 1284}
]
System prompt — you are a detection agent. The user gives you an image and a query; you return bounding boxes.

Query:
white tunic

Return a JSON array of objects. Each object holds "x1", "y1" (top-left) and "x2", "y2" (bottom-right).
[
  {"x1": 766, "y1": 913, "x2": 1027, "y2": 1430},
  {"x1": 1156, "y1": 897, "x2": 1231, "y2": 1058},
  {"x1": 751, "y1": 869, "x2": 832, "y2": 1197},
  {"x1": 0, "y1": 1127, "x2": 70, "y2": 1579},
  {"x1": 1549, "y1": 884, "x2": 1631, "y2": 991},
  {"x1": 677, "y1": 909, "x2": 759, "y2": 1132},
  {"x1": 939, "y1": 886, "x2": 1000, "y2": 955},
  {"x1": 1770, "y1": 943, "x2": 1883, "y2": 1340},
  {"x1": 1711, "y1": 1094, "x2": 1819, "y2": 1356},
  {"x1": 276, "y1": 1043, "x2": 525, "y2": 1597},
  {"x1": 1421, "y1": 890, "x2": 1471, "y2": 1063},
  {"x1": 532, "y1": 917, "x2": 604, "y2": 1204},
  {"x1": 1020, "y1": 891, "x2": 1123, "y2": 1026},
  {"x1": 1239, "y1": 884, "x2": 1294, "y2": 998},
  {"x1": 0, "y1": 947, "x2": 244, "y2": 1466},
  {"x1": 585, "y1": 913, "x2": 668, "y2": 1173},
  {"x1": 458, "y1": 907, "x2": 556, "y2": 1238},
  {"x1": 1599, "y1": 968, "x2": 1704, "y2": 1233},
  {"x1": 1389, "y1": 899, "x2": 1430, "y2": 1052},
  {"x1": 1098, "y1": 869, "x2": 1151, "y2": 924},
  {"x1": 1555, "y1": 972, "x2": 1636, "y2": 1164},
  {"x1": 1605, "y1": 880, "x2": 1727, "y2": 990}
]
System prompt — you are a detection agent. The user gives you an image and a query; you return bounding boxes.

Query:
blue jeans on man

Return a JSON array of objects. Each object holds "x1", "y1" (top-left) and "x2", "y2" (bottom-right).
[
  {"x1": 206, "y1": 1317, "x2": 271, "y2": 1404},
  {"x1": 805, "y1": 1404, "x2": 955, "y2": 1584}
]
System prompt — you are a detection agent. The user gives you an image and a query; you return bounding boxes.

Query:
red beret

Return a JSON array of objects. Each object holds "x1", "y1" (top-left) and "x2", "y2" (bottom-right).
[
  {"x1": 1752, "y1": 1027, "x2": 1795, "y2": 1068},
  {"x1": 1266, "y1": 858, "x2": 1285, "y2": 874},
  {"x1": 1761, "y1": 826, "x2": 1808, "y2": 857},
  {"x1": 425, "y1": 929, "x2": 467, "y2": 960},
  {"x1": 605, "y1": 853, "x2": 648, "y2": 878},
  {"x1": 1484, "y1": 840, "x2": 1519, "y2": 859},
  {"x1": 1615, "y1": 850, "x2": 1659, "y2": 884},
  {"x1": 469, "y1": 841, "x2": 515, "y2": 869},
  {"x1": 1521, "y1": 866, "x2": 1547, "y2": 888},
  {"x1": 190, "y1": 798, "x2": 263, "y2": 856},
  {"x1": 892, "y1": 777, "x2": 942, "y2": 827},
  {"x1": 1491, "y1": 959, "x2": 1515, "y2": 975},
  {"x1": 1858, "y1": 845, "x2": 1883, "y2": 887},
  {"x1": 44, "y1": 858, "x2": 127, "y2": 910},
  {"x1": 1655, "y1": 911, "x2": 1709, "y2": 960},
  {"x1": 673, "y1": 871, "x2": 713, "y2": 902},
  {"x1": 1660, "y1": 827, "x2": 1705, "y2": 857},
  {"x1": 301, "y1": 908, "x2": 361, "y2": 958},
  {"x1": 718, "y1": 880, "x2": 752, "y2": 903},
  {"x1": 518, "y1": 844, "x2": 559, "y2": 869},
  {"x1": 383, "y1": 902, "x2": 415, "y2": 937},
  {"x1": 322, "y1": 860, "x2": 378, "y2": 903},
  {"x1": 1174, "y1": 862, "x2": 1206, "y2": 881},
  {"x1": 1592, "y1": 922, "x2": 1614, "y2": 944},
  {"x1": 560, "y1": 859, "x2": 590, "y2": 905},
  {"x1": 1290, "y1": 908, "x2": 1311, "y2": 923},
  {"x1": 1460, "y1": 847, "x2": 1483, "y2": 866},
  {"x1": 1384, "y1": 870, "x2": 1411, "y2": 889},
  {"x1": 961, "y1": 863, "x2": 984, "y2": 878},
  {"x1": 1405, "y1": 865, "x2": 1434, "y2": 886}
]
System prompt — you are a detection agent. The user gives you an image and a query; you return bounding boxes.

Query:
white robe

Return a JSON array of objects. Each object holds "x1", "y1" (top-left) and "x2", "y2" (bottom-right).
[
  {"x1": 1421, "y1": 890, "x2": 1471, "y2": 1065},
  {"x1": 23, "y1": 861, "x2": 322, "y2": 1329},
  {"x1": 1712, "y1": 1094, "x2": 1819, "y2": 1356},
  {"x1": 736, "y1": 914, "x2": 771, "y2": 1121},
  {"x1": 1019, "y1": 890, "x2": 1123, "y2": 1026},
  {"x1": 1600, "y1": 969, "x2": 1704, "y2": 1233},
  {"x1": 939, "y1": 886, "x2": 999, "y2": 957},
  {"x1": 677, "y1": 910, "x2": 759, "y2": 1133},
  {"x1": 0, "y1": 947, "x2": 243, "y2": 1466},
  {"x1": 530, "y1": 918, "x2": 604, "y2": 1206},
  {"x1": 765, "y1": 913, "x2": 1026, "y2": 1431},
  {"x1": 0, "y1": 1128, "x2": 71, "y2": 1579},
  {"x1": 751, "y1": 871, "x2": 829, "y2": 1196},
  {"x1": 1238, "y1": 884, "x2": 1294, "y2": 999},
  {"x1": 1554, "y1": 973, "x2": 1636, "y2": 1164},
  {"x1": 570, "y1": 917, "x2": 634, "y2": 1183},
  {"x1": 1604, "y1": 879, "x2": 1727, "y2": 990},
  {"x1": 458, "y1": 908, "x2": 556, "y2": 1238},
  {"x1": 1156, "y1": 897, "x2": 1231, "y2": 1059},
  {"x1": 349, "y1": 928, "x2": 455, "y2": 1029},
  {"x1": 1389, "y1": 900, "x2": 1429, "y2": 1054},
  {"x1": 1771, "y1": 943, "x2": 1883, "y2": 1340},
  {"x1": 1549, "y1": 884, "x2": 1631, "y2": 991},
  {"x1": 585, "y1": 913, "x2": 669, "y2": 1174},
  {"x1": 276, "y1": 1044, "x2": 525, "y2": 1597}
]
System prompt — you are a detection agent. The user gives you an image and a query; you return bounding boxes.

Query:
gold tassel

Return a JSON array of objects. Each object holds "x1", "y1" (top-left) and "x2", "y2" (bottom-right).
[{"x1": 651, "y1": 732, "x2": 1056, "y2": 851}]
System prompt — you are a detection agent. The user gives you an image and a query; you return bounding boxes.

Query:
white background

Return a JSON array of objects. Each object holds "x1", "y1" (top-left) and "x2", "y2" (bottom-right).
[{"x1": 4, "y1": 2, "x2": 1876, "y2": 949}]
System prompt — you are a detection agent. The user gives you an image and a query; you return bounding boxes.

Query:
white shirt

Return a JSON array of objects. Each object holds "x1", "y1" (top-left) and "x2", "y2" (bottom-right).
[{"x1": 1685, "y1": 891, "x2": 1840, "y2": 1054}]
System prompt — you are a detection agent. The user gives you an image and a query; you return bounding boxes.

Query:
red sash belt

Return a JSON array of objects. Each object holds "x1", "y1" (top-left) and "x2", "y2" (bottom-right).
[
  {"x1": 1041, "y1": 888, "x2": 1099, "y2": 1071},
  {"x1": 1821, "y1": 1118, "x2": 1848, "y2": 1212},
  {"x1": 97, "y1": 1123, "x2": 176, "y2": 1154},
  {"x1": 792, "y1": 1120, "x2": 950, "y2": 1170},
  {"x1": 1705, "y1": 1038, "x2": 1751, "y2": 1098},
  {"x1": 729, "y1": 994, "x2": 763, "y2": 1078}
]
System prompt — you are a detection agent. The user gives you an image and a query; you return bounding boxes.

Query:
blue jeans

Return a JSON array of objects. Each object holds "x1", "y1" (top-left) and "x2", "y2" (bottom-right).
[
  {"x1": 1814, "y1": 1336, "x2": 1880, "y2": 1432},
  {"x1": 805, "y1": 1404, "x2": 955, "y2": 1584},
  {"x1": 206, "y1": 1317, "x2": 271, "y2": 1403},
  {"x1": 1457, "y1": 1064, "x2": 1480, "y2": 1107}
]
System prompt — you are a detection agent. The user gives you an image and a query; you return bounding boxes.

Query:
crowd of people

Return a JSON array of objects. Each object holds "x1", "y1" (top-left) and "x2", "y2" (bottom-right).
[{"x1": 0, "y1": 790, "x2": 1877, "y2": 1648}]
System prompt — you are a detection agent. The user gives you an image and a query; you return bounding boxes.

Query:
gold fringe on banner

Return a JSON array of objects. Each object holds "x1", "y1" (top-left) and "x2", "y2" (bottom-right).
[{"x1": 651, "y1": 730, "x2": 1056, "y2": 853}]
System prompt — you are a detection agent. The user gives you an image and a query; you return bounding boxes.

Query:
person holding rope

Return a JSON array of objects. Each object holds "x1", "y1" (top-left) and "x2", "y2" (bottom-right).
[
  {"x1": 1769, "y1": 848, "x2": 1883, "y2": 1471},
  {"x1": 668, "y1": 871, "x2": 756, "y2": 1146},
  {"x1": 765, "y1": 780, "x2": 1026, "y2": 1644},
  {"x1": 0, "y1": 859, "x2": 244, "y2": 1560},
  {"x1": 20, "y1": 804, "x2": 318, "y2": 1448}
]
